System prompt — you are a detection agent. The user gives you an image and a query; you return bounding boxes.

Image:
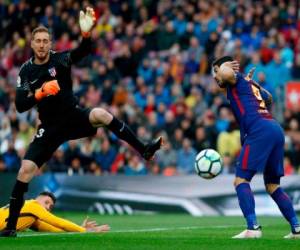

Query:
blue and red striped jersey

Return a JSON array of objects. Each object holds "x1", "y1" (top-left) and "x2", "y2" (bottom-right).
[{"x1": 226, "y1": 73, "x2": 273, "y2": 138}]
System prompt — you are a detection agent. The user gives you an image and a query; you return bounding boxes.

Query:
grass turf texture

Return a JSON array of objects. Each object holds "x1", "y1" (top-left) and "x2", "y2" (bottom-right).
[{"x1": 0, "y1": 213, "x2": 299, "y2": 250}]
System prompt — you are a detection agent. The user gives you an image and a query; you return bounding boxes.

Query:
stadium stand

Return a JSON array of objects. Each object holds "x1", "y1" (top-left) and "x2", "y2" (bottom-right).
[{"x1": 0, "y1": 0, "x2": 300, "y2": 175}]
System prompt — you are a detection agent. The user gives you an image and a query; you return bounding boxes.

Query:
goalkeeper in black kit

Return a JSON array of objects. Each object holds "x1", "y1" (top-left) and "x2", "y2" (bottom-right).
[{"x1": 0, "y1": 7, "x2": 162, "y2": 237}]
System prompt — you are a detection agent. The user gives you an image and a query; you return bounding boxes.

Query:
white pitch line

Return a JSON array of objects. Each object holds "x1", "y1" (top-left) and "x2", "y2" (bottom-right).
[{"x1": 19, "y1": 225, "x2": 242, "y2": 237}]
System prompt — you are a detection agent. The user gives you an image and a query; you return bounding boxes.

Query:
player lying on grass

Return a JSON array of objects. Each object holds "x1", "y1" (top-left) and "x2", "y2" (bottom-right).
[
  {"x1": 0, "y1": 6, "x2": 162, "y2": 237},
  {"x1": 0, "y1": 191, "x2": 110, "y2": 233},
  {"x1": 212, "y1": 56, "x2": 300, "y2": 239}
]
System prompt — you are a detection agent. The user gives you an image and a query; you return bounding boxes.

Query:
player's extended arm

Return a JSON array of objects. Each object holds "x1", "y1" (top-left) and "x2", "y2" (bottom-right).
[
  {"x1": 30, "y1": 202, "x2": 86, "y2": 232},
  {"x1": 70, "y1": 7, "x2": 96, "y2": 64},
  {"x1": 30, "y1": 220, "x2": 64, "y2": 233}
]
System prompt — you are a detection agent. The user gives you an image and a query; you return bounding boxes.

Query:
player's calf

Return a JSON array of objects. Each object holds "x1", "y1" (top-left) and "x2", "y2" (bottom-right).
[
  {"x1": 102, "y1": 114, "x2": 162, "y2": 160},
  {"x1": 268, "y1": 185, "x2": 300, "y2": 236}
]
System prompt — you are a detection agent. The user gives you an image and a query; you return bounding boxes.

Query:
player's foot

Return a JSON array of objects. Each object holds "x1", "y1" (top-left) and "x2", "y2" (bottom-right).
[
  {"x1": 0, "y1": 229, "x2": 17, "y2": 237},
  {"x1": 284, "y1": 232, "x2": 300, "y2": 239},
  {"x1": 284, "y1": 227, "x2": 300, "y2": 239},
  {"x1": 142, "y1": 136, "x2": 163, "y2": 161},
  {"x1": 232, "y1": 226, "x2": 262, "y2": 239}
]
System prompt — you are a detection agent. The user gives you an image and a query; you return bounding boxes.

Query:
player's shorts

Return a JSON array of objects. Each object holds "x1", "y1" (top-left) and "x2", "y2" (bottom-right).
[
  {"x1": 24, "y1": 106, "x2": 97, "y2": 167},
  {"x1": 235, "y1": 119, "x2": 284, "y2": 184}
]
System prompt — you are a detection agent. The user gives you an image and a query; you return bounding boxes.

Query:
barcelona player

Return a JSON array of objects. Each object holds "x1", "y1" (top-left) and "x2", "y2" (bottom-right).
[
  {"x1": 0, "y1": 191, "x2": 110, "y2": 233},
  {"x1": 212, "y1": 56, "x2": 300, "y2": 239}
]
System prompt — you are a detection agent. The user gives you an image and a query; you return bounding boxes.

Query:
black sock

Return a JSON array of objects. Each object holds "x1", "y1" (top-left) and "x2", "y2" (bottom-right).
[
  {"x1": 6, "y1": 180, "x2": 28, "y2": 230},
  {"x1": 107, "y1": 117, "x2": 145, "y2": 154}
]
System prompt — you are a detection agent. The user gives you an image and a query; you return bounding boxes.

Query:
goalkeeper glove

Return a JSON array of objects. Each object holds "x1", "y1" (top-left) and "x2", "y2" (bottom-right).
[
  {"x1": 35, "y1": 80, "x2": 60, "y2": 101},
  {"x1": 79, "y1": 7, "x2": 96, "y2": 38}
]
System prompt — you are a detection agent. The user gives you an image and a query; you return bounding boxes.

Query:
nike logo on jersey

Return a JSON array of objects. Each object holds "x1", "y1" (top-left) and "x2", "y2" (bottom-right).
[
  {"x1": 120, "y1": 122, "x2": 125, "y2": 132},
  {"x1": 30, "y1": 79, "x2": 38, "y2": 84}
]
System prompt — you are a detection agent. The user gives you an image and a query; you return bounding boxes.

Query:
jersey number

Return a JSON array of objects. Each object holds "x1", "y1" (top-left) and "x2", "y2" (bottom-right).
[
  {"x1": 36, "y1": 128, "x2": 45, "y2": 138},
  {"x1": 251, "y1": 85, "x2": 266, "y2": 109}
]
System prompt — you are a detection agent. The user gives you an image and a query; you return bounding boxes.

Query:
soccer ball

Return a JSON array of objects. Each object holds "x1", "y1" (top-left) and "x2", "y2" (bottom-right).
[{"x1": 194, "y1": 149, "x2": 223, "y2": 179}]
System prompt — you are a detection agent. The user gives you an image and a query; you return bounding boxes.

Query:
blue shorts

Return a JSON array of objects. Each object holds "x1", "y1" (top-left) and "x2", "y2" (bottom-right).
[{"x1": 236, "y1": 119, "x2": 284, "y2": 184}]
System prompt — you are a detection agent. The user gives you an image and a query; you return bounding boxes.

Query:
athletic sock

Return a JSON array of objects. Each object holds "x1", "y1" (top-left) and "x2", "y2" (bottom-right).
[
  {"x1": 271, "y1": 187, "x2": 299, "y2": 233},
  {"x1": 107, "y1": 117, "x2": 145, "y2": 154},
  {"x1": 5, "y1": 180, "x2": 28, "y2": 230},
  {"x1": 235, "y1": 183, "x2": 258, "y2": 230}
]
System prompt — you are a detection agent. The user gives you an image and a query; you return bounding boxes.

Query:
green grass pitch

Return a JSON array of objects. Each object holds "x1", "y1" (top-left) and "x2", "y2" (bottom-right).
[{"x1": 0, "y1": 213, "x2": 299, "y2": 250}]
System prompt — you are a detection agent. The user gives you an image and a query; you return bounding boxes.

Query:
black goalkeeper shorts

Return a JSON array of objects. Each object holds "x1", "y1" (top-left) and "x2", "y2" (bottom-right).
[{"x1": 24, "y1": 107, "x2": 97, "y2": 167}]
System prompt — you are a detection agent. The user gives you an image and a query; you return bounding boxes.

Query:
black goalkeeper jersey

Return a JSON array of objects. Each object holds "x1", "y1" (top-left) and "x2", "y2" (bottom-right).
[{"x1": 15, "y1": 37, "x2": 92, "y2": 124}]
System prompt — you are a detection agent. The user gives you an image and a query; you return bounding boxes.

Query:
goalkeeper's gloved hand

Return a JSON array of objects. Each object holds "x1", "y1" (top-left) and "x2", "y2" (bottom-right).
[
  {"x1": 79, "y1": 7, "x2": 96, "y2": 38},
  {"x1": 35, "y1": 80, "x2": 60, "y2": 101}
]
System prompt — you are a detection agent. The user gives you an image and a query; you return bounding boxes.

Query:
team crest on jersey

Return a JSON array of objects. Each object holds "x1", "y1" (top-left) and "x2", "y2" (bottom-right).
[{"x1": 48, "y1": 67, "x2": 57, "y2": 77}]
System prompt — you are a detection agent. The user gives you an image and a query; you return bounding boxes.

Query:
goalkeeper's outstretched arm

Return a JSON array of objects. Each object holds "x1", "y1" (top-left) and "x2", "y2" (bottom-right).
[
  {"x1": 30, "y1": 202, "x2": 86, "y2": 232},
  {"x1": 30, "y1": 220, "x2": 64, "y2": 233},
  {"x1": 31, "y1": 218, "x2": 110, "y2": 233},
  {"x1": 29, "y1": 201, "x2": 110, "y2": 233},
  {"x1": 70, "y1": 7, "x2": 96, "y2": 64}
]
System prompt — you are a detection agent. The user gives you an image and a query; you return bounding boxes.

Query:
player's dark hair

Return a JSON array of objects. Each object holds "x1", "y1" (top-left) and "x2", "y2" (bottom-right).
[
  {"x1": 38, "y1": 191, "x2": 56, "y2": 204},
  {"x1": 212, "y1": 56, "x2": 234, "y2": 67},
  {"x1": 32, "y1": 26, "x2": 51, "y2": 40}
]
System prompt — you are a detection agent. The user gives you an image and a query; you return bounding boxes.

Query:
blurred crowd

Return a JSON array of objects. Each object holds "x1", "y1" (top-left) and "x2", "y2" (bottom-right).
[{"x1": 1, "y1": 0, "x2": 300, "y2": 176}]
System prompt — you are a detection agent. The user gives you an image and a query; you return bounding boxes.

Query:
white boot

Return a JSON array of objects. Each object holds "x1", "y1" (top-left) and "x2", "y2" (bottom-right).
[
  {"x1": 283, "y1": 232, "x2": 300, "y2": 239},
  {"x1": 284, "y1": 226, "x2": 300, "y2": 239},
  {"x1": 232, "y1": 228, "x2": 262, "y2": 239}
]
